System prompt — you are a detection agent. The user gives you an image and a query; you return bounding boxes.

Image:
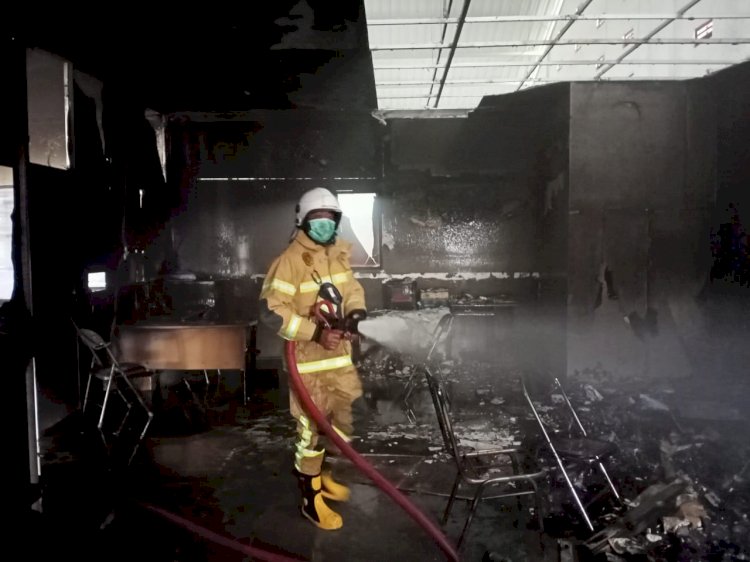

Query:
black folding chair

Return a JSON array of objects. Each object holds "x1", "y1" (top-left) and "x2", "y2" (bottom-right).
[
  {"x1": 424, "y1": 365, "x2": 546, "y2": 548},
  {"x1": 74, "y1": 322, "x2": 154, "y2": 466},
  {"x1": 403, "y1": 312, "x2": 454, "y2": 423},
  {"x1": 521, "y1": 376, "x2": 620, "y2": 532}
]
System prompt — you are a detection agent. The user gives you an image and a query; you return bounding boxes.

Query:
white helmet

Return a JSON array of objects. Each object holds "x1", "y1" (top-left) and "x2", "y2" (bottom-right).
[{"x1": 295, "y1": 187, "x2": 342, "y2": 227}]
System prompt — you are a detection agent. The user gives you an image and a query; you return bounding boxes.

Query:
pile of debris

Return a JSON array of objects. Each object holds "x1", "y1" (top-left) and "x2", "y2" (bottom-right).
[{"x1": 547, "y1": 368, "x2": 750, "y2": 561}]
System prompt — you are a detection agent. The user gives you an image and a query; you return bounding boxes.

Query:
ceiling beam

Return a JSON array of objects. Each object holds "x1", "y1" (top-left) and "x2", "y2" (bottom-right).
[
  {"x1": 370, "y1": 37, "x2": 749, "y2": 50},
  {"x1": 379, "y1": 94, "x2": 494, "y2": 99},
  {"x1": 374, "y1": 59, "x2": 743, "y2": 70},
  {"x1": 595, "y1": 0, "x2": 705, "y2": 79},
  {"x1": 378, "y1": 76, "x2": 718, "y2": 86},
  {"x1": 513, "y1": 0, "x2": 592, "y2": 92},
  {"x1": 426, "y1": 0, "x2": 454, "y2": 108},
  {"x1": 433, "y1": 0, "x2": 472, "y2": 108},
  {"x1": 367, "y1": 14, "x2": 746, "y2": 25},
  {"x1": 377, "y1": 75, "x2": 699, "y2": 99}
]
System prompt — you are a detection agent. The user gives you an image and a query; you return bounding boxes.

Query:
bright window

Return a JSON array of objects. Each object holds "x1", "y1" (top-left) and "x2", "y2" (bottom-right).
[
  {"x1": 337, "y1": 192, "x2": 380, "y2": 267},
  {"x1": 0, "y1": 166, "x2": 15, "y2": 301},
  {"x1": 27, "y1": 48, "x2": 71, "y2": 169}
]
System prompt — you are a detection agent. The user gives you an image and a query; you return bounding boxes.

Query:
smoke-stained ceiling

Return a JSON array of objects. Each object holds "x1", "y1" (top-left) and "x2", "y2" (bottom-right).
[{"x1": 4, "y1": 1, "x2": 377, "y2": 113}]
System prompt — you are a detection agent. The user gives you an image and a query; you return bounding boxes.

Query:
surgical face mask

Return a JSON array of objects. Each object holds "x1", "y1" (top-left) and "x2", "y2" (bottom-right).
[{"x1": 307, "y1": 218, "x2": 337, "y2": 244}]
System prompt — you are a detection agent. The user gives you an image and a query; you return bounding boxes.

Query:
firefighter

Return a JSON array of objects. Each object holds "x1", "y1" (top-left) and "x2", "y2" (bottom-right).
[{"x1": 260, "y1": 187, "x2": 367, "y2": 530}]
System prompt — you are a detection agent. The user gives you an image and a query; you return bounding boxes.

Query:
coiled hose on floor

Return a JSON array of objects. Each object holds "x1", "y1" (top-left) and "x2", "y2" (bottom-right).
[{"x1": 285, "y1": 341, "x2": 460, "y2": 562}]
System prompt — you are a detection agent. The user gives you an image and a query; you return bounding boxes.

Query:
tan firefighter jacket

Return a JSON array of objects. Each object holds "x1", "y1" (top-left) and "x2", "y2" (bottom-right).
[{"x1": 260, "y1": 230, "x2": 366, "y2": 373}]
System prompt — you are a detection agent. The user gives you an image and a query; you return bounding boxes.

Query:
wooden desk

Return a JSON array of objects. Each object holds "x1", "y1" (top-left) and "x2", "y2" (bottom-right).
[{"x1": 117, "y1": 323, "x2": 249, "y2": 403}]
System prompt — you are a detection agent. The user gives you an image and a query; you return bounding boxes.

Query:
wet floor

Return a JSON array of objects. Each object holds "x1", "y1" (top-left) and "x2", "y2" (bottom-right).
[{"x1": 34, "y1": 344, "x2": 750, "y2": 562}]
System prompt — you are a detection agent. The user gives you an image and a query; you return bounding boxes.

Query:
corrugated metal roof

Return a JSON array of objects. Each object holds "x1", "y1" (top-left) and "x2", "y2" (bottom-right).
[{"x1": 364, "y1": 0, "x2": 750, "y2": 111}]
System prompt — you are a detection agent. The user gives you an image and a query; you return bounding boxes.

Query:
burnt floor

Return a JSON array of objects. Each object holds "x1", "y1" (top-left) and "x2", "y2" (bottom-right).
[{"x1": 32, "y1": 342, "x2": 750, "y2": 562}]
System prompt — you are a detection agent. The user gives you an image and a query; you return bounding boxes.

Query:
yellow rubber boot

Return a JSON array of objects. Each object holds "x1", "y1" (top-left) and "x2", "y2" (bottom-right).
[
  {"x1": 321, "y1": 470, "x2": 351, "y2": 502},
  {"x1": 296, "y1": 472, "x2": 343, "y2": 530}
]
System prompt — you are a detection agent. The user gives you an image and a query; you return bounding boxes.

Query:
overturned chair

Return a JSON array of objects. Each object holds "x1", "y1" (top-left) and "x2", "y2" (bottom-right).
[
  {"x1": 423, "y1": 364, "x2": 547, "y2": 548},
  {"x1": 74, "y1": 322, "x2": 155, "y2": 466},
  {"x1": 521, "y1": 376, "x2": 621, "y2": 532}
]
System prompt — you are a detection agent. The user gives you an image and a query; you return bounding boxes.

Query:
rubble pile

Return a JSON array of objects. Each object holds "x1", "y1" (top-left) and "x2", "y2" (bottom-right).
[
  {"x1": 547, "y1": 368, "x2": 750, "y2": 561},
  {"x1": 357, "y1": 350, "x2": 750, "y2": 560}
]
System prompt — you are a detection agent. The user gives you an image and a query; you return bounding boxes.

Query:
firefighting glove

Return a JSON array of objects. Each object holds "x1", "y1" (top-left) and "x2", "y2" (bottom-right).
[{"x1": 344, "y1": 309, "x2": 367, "y2": 335}]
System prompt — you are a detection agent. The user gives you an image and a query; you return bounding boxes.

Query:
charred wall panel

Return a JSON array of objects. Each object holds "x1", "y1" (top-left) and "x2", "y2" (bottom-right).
[
  {"x1": 379, "y1": 178, "x2": 538, "y2": 274},
  {"x1": 567, "y1": 80, "x2": 719, "y2": 380},
  {"x1": 192, "y1": 112, "x2": 380, "y2": 180},
  {"x1": 711, "y1": 61, "x2": 750, "y2": 216},
  {"x1": 384, "y1": 84, "x2": 570, "y2": 279},
  {"x1": 570, "y1": 82, "x2": 687, "y2": 210},
  {"x1": 171, "y1": 178, "x2": 378, "y2": 281},
  {"x1": 706, "y1": 62, "x2": 750, "y2": 291},
  {"x1": 379, "y1": 84, "x2": 570, "y2": 370}
]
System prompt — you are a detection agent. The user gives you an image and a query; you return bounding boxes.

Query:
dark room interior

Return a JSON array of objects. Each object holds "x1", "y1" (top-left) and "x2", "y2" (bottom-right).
[{"x1": 2, "y1": 2, "x2": 750, "y2": 561}]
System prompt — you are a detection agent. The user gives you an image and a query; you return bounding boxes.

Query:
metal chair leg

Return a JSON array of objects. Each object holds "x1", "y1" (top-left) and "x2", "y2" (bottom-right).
[
  {"x1": 598, "y1": 463, "x2": 620, "y2": 500},
  {"x1": 113, "y1": 397, "x2": 134, "y2": 437},
  {"x1": 531, "y1": 480, "x2": 545, "y2": 533},
  {"x1": 426, "y1": 313, "x2": 454, "y2": 362},
  {"x1": 97, "y1": 365, "x2": 117, "y2": 429},
  {"x1": 82, "y1": 373, "x2": 94, "y2": 414},
  {"x1": 214, "y1": 369, "x2": 222, "y2": 401},
  {"x1": 116, "y1": 371, "x2": 155, "y2": 466},
  {"x1": 202, "y1": 369, "x2": 212, "y2": 407},
  {"x1": 457, "y1": 480, "x2": 490, "y2": 548},
  {"x1": 402, "y1": 371, "x2": 419, "y2": 424},
  {"x1": 127, "y1": 410, "x2": 154, "y2": 466},
  {"x1": 522, "y1": 379, "x2": 595, "y2": 532},
  {"x1": 509, "y1": 453, "x2": 525, "y2": 516},
  {"x1": 443, "y1": 470, "x2": 462, "y2": 524},
  {"x1": 531, "y1": 480, "x2": 546, "y2": 554},
  {"x1": 555, "y1": 378, "x2": 621, "y2": 501}
]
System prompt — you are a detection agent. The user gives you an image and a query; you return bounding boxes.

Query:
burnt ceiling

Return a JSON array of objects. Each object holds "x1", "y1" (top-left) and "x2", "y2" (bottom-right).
[{"x1": 5, "y1": 1, "x2": 376, "y2": 113}]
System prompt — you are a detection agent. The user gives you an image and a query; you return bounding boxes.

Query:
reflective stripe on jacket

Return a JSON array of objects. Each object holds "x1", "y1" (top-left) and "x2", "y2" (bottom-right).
[{"x1": 260, "y1": 230, "x2": 366, "y2": 368}]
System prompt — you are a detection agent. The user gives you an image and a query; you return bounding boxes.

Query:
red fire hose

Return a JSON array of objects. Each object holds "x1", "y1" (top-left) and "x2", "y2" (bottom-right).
[{"x1": 285, "y1": 340, "x2": 460, "y2": 562}]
